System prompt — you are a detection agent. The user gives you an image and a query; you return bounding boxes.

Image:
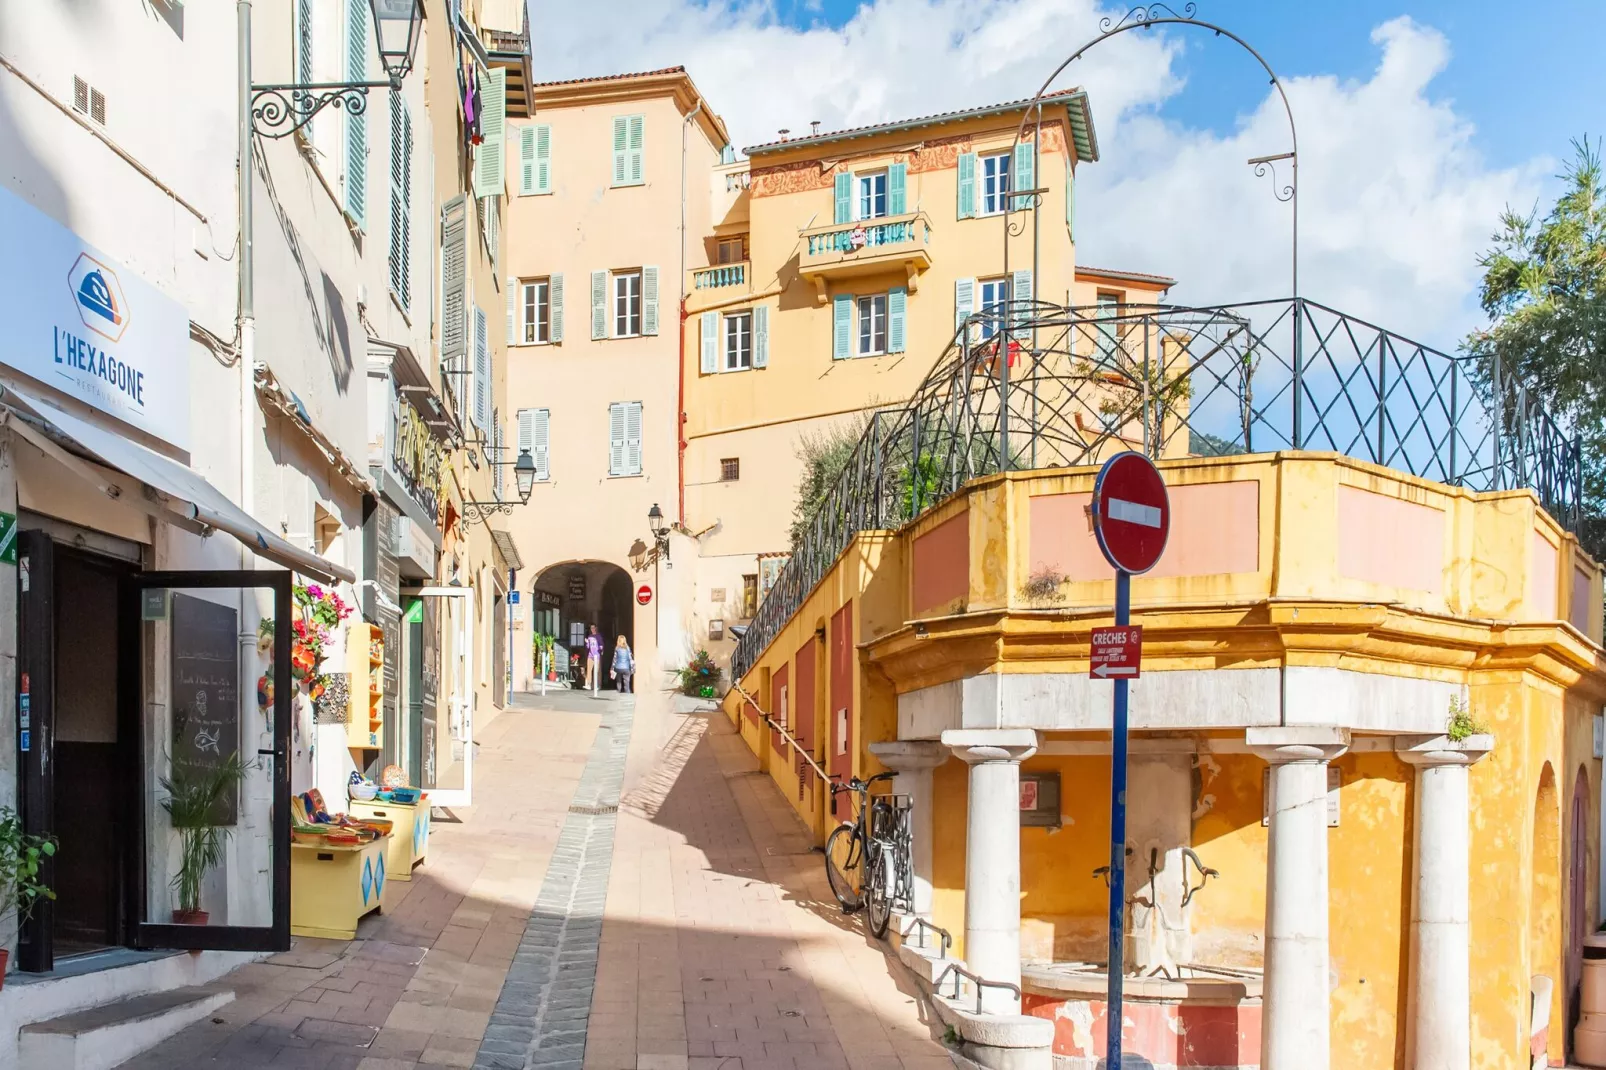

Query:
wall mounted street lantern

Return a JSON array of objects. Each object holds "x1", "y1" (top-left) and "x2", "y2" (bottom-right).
[
  {"x1": 250, "y1": 0, "x2": 425, "y2": 139},
  {"x1": 460, "y1": 448, "x2": 538, "y2": 522},
  {"x1": 630, "y1": 504, "x2": 672, "y2": 572}
]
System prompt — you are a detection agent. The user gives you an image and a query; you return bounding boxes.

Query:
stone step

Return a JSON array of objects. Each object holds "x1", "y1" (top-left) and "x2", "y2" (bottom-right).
[{"x1": 18, "y1": 984, "x2": 234, "y2": 1070}]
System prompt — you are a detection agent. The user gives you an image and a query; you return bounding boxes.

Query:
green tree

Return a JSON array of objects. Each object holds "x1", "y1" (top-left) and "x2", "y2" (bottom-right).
[
  {"x1": 1464, "y1": 139, "x2": 1606, "y2": 559},
  {"x1": 789, "y1": 409, "x2": 874, "y2": 550}
]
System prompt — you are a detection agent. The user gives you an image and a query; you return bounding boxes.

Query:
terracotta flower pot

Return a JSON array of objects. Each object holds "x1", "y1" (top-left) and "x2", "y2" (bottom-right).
[
  {"x1": 1576, "y1": 1012, "x2": 1606, "y2": 1068},
  {"x1": 172, "y1": 909, "x2": 209, "y2": 925},
  {"x1": 1585, "y1": 959, "x2": 1606, "y2": 1015}
]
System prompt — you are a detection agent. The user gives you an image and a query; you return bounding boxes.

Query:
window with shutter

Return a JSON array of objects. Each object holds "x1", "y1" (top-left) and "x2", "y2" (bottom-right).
[
  {"x1": 642, "y1": 266, "x2": 658, "y2": 335},
  {"x1": 473, "y1": 307, "x2": 490, "y2": 429},
  {"x1": 519, "y1": 408, "x2": 551, "y2": 481},
  {"x1": 535, "y1": 124, "x2": 552, "y2": 194},
  {"x1": 1012, "y1": 269, "x2": 1033, "y2": 323},
  {"x1": 590, "y1": 270, "x2": 607, "y2": 339},
  {"x1": 832, "y1": 293, "x2": 852, "y2": 359},
  {"x1": 441, "y1": 196, "x2": 469, "y2": 362},
  {"x1": 474, "y1": 68, "x2": 506, "y2": 197},
  {"x1": 493, "y1": 417, "x2": 505, "y2": 499},
  {"x1": 1012, "y1": 141, "x2": 1035, "y2": 212},
  {"x1": 888, "y1": 163, "x2": 907, "y2": 215},
  {"x1": 832, "y1": 171, "x2": 852, "y2": 224},
  {"x1": 700, "y1": 312, "x2": 718, "y2": 374},
  {"x1": 296, "y1": 0, "x2": 314, "y2": 141},
  {"x1": 518, "y1": 125, "x2": 536, "y2": 195},
  {"x1": 344, "y1": 0, "x2": 368, "y2": 229},
  {"x1": 611, "y1": 116, "x2": 628, "y2": 186},
  {"x1": 613, "y1": 271, "x2": 642, "y2": 337},
  {"x1": 388, "y1": 92, "x2": 412, "y2": 309},
  {"x1": 628, "y1": 115, "x2": 645, "y2": 184},
  {"x1": 550, "y1": 273, "x2": 564, "y2": 342},
  {"x1": 505, "y1": 275, "x2": 517, "y2": 345},
  {"x1": 612, "y1": 115, "x2": 645, "y2": 187},
  {"x1": 607, "y1": 402, "x2": 626, "y2": 475},
  {"x1": 624, "y1": 401, "x2": 643, "y2": 475},
  {"x1": 484, "y1": 195, "x2": 499, "y2": 263},
  {"x1": 957, "y1": 152, "x2": 977, "y2": 219},
  {"x1": 954, "y1": 277, "x2": 975, "y2": 334},
  {"x1": 887, "y1": 287, "x2": 906, "y2": 353},
  {"x1": 520, "y1": 278, "x2": 550, "y2": 344}
]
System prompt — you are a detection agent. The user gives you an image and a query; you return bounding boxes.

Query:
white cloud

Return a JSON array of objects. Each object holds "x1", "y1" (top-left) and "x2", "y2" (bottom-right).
[{"x1": 529, "y1": 2, "x2": 1543, "y2": 348}]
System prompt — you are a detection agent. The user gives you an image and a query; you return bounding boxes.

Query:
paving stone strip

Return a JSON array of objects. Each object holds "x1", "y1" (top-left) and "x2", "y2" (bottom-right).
[{"x1": 474, "y1": 697, "x2": 634, "y2": 1070}]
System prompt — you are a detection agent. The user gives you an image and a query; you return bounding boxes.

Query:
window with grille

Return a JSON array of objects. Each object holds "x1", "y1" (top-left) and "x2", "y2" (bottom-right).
[
  {"x1": 614, "y1": 271, "x2": 642, "y2": 337},
  {"x1": 522, "y1": 278, "x2": 550, "y2": 343},
  {"x1": 720, "y1": 458, "x2": 740, "y2": 482}
]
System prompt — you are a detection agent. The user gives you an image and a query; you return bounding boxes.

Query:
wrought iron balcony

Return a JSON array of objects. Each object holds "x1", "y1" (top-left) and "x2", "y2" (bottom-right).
[
  {"x1": 799, "y1": 212, "x2": 932, "y2": 296},
  {"x1": 731, "y1": 297, "x2": 1585, "y2": 681}
]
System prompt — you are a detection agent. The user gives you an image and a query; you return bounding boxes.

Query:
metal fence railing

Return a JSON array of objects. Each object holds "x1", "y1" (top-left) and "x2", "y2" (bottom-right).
[{"x1": 731, "y1": 297, "x2": 1584, "y2": 681}]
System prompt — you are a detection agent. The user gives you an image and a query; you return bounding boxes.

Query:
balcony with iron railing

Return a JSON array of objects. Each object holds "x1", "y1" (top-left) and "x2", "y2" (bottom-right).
[{"x1": 799, "y1": 212, "x2": 932, "y2": 295}]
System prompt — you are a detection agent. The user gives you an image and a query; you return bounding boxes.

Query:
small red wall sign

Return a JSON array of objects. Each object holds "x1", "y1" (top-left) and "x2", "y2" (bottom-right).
[
  {"x1": 636, "y1": 584, "x2": 653, "y2": 606},
  {"x1": 1089, "y1": 625, "x2": 1142, "y2": 679}
]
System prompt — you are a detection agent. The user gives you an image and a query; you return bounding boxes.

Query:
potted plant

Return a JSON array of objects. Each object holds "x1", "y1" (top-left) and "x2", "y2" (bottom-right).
[
  {"x1": 0, "y1": 808, "x2": 55, "y2": 986},
  {"x1": 160, "y1": 752, "x2": 247, "y2": 925},
  {"x1": 679, "y1": 650, "x2": 723, "y2": 698}
]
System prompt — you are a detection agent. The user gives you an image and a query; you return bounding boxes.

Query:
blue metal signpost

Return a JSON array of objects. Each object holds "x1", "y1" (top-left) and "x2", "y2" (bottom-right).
[{"x1": 1089, "y1": 452, "x2": 1170, "y2": 1069}]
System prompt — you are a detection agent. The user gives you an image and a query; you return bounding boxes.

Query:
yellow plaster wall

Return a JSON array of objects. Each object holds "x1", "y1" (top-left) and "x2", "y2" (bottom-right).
[
  {"x1": 1018, "y1": 753, "x2": 1111, "y2": 963},
  {"x1": 931, "y1": 753, "x2": 969, "y2": 962},
  {"x1": 1190, "y1": 752, "x2": 1268, "y2": 968}
]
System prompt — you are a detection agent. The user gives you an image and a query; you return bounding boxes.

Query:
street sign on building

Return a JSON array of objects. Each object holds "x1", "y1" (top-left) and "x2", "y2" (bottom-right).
[
  {"x1": 1089, "y1": 625, "x2": 1142, "y2": 679},
  {"x1": 636, "y1": 584, "x2": 653, "y2": 606},
  {"x1": 1091, "y1": 451, "x2": 1171, "y2": 574}
]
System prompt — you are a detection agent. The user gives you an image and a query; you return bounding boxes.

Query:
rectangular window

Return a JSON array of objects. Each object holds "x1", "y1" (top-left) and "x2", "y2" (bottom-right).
[
  {"x1": 720, "y1": 458, "x2": 740, "y2": 482},
  {"x1": 979, "y1": 277, "x2": 1011, "y2": 338},
  {"x1": 614, "y1": 271, "x2": 642, "y2": 337},
  {"x1": 717, "y1": 237, "x2": 745, "y2": 264},
  {"x1": 857, "y1": 171, "x2": 887, "y2": 220},
  {"x1": 857, "y1": 294, "x2": 888, "y2": 356},
  {"x1": 982, "y1": 152, "x2": 1013, "y2": 215},
  {"x1": 569, "y1": 621, "x2": 585, "y2": 647},
  {"x1": 723, "y1": 311, "x2": 752, "y2": 371},
  {"x1": 608, "y1": 401, "x2": 643, "y2": 476},
  {"x1": 1096, "y1": 291, "x2": 1122, "y2": 357},
  {"x1": 741, "y1": 574, "x2": 758, "y2": 619},
  {"x1": 522, "y1": 278, "x2": 550, "y2": 343}
]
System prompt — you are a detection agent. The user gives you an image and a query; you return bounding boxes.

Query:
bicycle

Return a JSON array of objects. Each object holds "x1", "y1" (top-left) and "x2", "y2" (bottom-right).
[{"x1": 824, "y1": 772, "x2": 900, "y2": 938}]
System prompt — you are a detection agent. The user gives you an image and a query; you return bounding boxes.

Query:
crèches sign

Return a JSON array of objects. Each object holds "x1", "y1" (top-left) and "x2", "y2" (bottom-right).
[{"x1": 0, "y1": 185, "x2": 190, "y2": 450}]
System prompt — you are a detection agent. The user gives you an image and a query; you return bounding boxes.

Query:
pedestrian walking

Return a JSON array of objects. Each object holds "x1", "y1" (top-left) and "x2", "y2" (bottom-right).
[
  {"x1": 584, "y1": 625, "x2": 602, "y2": 694},
  {"x1": 611, "y1": 635, "x2": 635, "y2": 694}
]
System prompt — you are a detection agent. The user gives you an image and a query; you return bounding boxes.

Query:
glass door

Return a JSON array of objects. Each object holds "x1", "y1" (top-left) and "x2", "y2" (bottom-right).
[{"x1": 121, "y1": 570, "x2": 292, "y2": 951}]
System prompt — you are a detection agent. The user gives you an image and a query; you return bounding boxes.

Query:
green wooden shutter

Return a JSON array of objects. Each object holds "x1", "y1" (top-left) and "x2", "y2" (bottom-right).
[
  {"x1": 627, "y1": 114, "x2": 645, "y2": 185},
  {"x1": 832, "y1": 293, "x2": 852, "y2": 359},
  {"x1": 535, "y1": 123, "x2": 552, "y2": 193},
  {"x1": 474, "y1": 68, "x2": 506, "y2": 196},
  {"x1": 642, "y1": 266, "x2": 659, "y2": 335},
  {"x1": 506, "y1": 275, "x2": 517, "y2": 344},
  {"x1": 753, "y1": 304, "x2": 769, "y2": 368},
  {"x1": 345, "y1": 0, "x2": 367, "y2": 228},
  {"x1": 625, "y1": 401, "x2": 643, "y2": 475},
  {"x1": 388, "y1": 92, "x2": 411, "y2": 309},
  {"x1": 550, "y1": 273, "x2": 564, "y2": 342},
  {"x1": 440, "y1": 196, "x2": 468, "y2": 363},
  {"x1": 1012, "y1": 269, "x2": 1033, "y2": 322},
  {"x1": 833, "y1": 171, "x2": 852, "y2": 224},
  {"x1": 1013, "y1": 141, "x2": 1035, "y2": 211},
  {"x1": 888, "y1": 162, "x2": 907, "y2": 215},
  {"x1": 700, "y1": 312, "x2": 718, "y2": 374},
  {"x1": 957, "y1": 152, "x2": 977, "y2": 219},
  {"x1": 590, "y1": 270, "x2": 607, "y2": 339},
  {"x1": 1067, "y1": 159, "x2": 1076, "y2": 241},
  {"x1": 296, "y1": 0, "x2": 314, "y2": 141},
  {"x1": 608, "y1": 402, "x2": 626, "y2": 475},
  {"x1": 954, "y1": 277, "x2": 975, "y2": 332},
  {"x1": 887, "y1": 287, "x2": 907, "y2": 354},
  {"x1": 611, "y1": 117, "x2": 628, "y2": 185},
  {"x1": 518, "y1": 125, "x2": 536, "y2": 195}
]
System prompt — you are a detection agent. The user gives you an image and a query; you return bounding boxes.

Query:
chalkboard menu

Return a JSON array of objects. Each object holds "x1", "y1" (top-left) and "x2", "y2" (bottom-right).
[{"x1": 170, "y1": 592, "x2": 241, "y2": 825}]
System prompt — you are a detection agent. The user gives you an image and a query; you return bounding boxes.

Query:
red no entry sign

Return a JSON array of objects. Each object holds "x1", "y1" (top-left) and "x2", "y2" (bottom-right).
[
  {"x1": 636, "y1": 585, "x2": 653, "y2": 605},
  {"x1": 1089, "y1": 626, "x2": 1142, "y2": 679},
  {"x1": 1092, "y1": 452, "x2": 1170, "y2": 574}
]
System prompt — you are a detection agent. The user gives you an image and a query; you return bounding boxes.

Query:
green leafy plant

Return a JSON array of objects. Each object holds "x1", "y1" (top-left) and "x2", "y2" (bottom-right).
[
  {"x1": 160, "y1": 752, "x2": 247, "y2": 917},
  {"x1": 898, "y1": 453, "x2": 946, "y2": 520},
  {"x1": 533, "y1": 632, "x2": 557, "y2": 672},
  {"x1": 679, "y1": 649, "x2": 723, "y2": 697},
  {"x1": 0, "y1": 808, "x2": 56, "y2": 924},
  {"x1": 790, "y1": 410, "x2": 876, "y2": 551},
  {"x1": 1446, "y1": 695, "x2": 1487, "y2": 742}
]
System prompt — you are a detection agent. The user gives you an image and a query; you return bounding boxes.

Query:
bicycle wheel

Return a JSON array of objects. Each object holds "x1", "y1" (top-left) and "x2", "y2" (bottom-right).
[
  {"x1": 864, "y1": 839, "x2": 892, "y2": 938},
  {"x1": 825, "y1": 822, "x2": 864, "y2": 913}
]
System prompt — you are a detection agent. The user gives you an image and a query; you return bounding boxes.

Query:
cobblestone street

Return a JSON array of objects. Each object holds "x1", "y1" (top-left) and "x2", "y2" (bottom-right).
[{"x1": 119, "y1": 688, "x2": 952, "y2": 1070}]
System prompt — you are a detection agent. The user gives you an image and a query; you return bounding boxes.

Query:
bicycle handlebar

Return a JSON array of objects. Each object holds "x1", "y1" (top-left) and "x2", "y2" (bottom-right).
[{"x1": 831, "y1": 771, "x2": 897, "y2": 795}]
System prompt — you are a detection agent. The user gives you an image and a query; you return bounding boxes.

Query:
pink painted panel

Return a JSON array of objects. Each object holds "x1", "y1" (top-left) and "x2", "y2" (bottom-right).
[
  {"x1": 912, "y1": 512, "x2": 969, "y2": 615},
  {"x1": 1530, "y1": 531, "x2": 1560, "y2": 619},
  {"x1": 1023, "y1": 992, "x2": 1261, "y2": 1067},
  {"x1": 1571, "y1": 566, "x2": 1592, "y2": 634},
  {"x1": 1029, "y1": 481, "x2": 1260, "y2": 582},
  {"x1": 1335, "y1": 484, "x2": 1445, "y2": 594}
]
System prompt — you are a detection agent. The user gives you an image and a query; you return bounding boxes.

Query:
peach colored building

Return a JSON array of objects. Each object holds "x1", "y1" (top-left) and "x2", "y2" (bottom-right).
[{"x1": 501, "y1": 68, "x2": 730, "y2": 688}]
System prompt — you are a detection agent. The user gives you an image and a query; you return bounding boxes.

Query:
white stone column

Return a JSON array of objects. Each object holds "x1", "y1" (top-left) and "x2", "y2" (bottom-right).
[
  {"x1": 1397, "y1": 733, "x2": 1492, "y2": 1070},
  {"x1": 868, "y1": 740, "x2": 948, "y2": 920},
  {"x1": 942, "y1": 729, "x2": 1039, "y2": 1013},
  {"x1": 1246, "y1": 726, "x2": 1350, "y2": 1070}
]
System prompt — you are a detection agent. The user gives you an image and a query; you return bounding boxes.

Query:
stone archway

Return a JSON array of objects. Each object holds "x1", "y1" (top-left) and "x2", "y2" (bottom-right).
[{"x1": 530, "y1": 561, "x2": 635, "y2": 690}]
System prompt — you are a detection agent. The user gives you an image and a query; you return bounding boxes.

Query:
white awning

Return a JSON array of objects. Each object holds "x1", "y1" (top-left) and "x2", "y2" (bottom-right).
[{"x1": 1, "y1": 383, "x2": 356, "y2": 585}]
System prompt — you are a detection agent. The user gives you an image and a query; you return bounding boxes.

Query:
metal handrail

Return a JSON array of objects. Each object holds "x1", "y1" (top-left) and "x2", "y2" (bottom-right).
[
  {"x1": 908, "y1": 916, "x2": 951, "y2": 958},
  {"x1": 933, "y1": 962, "x2": 1022, "y2": 1016},
  {"x1": 729, "y1": 682, "x2": 834, "y2": 788}
]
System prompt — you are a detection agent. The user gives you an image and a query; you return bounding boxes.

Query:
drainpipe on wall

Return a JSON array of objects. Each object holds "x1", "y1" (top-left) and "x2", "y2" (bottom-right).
[{"x1": 678, "y1": 98, "x2": 702, "y2": 528}]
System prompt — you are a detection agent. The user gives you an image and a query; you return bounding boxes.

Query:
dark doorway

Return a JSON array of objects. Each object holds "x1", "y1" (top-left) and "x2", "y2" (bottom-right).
[
  {"x1": 51, "y1": 549, "x2": 132, "y2": 956},
  {"x1": 531, "y1": 562, "x2": 634, "y2": 690}
]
